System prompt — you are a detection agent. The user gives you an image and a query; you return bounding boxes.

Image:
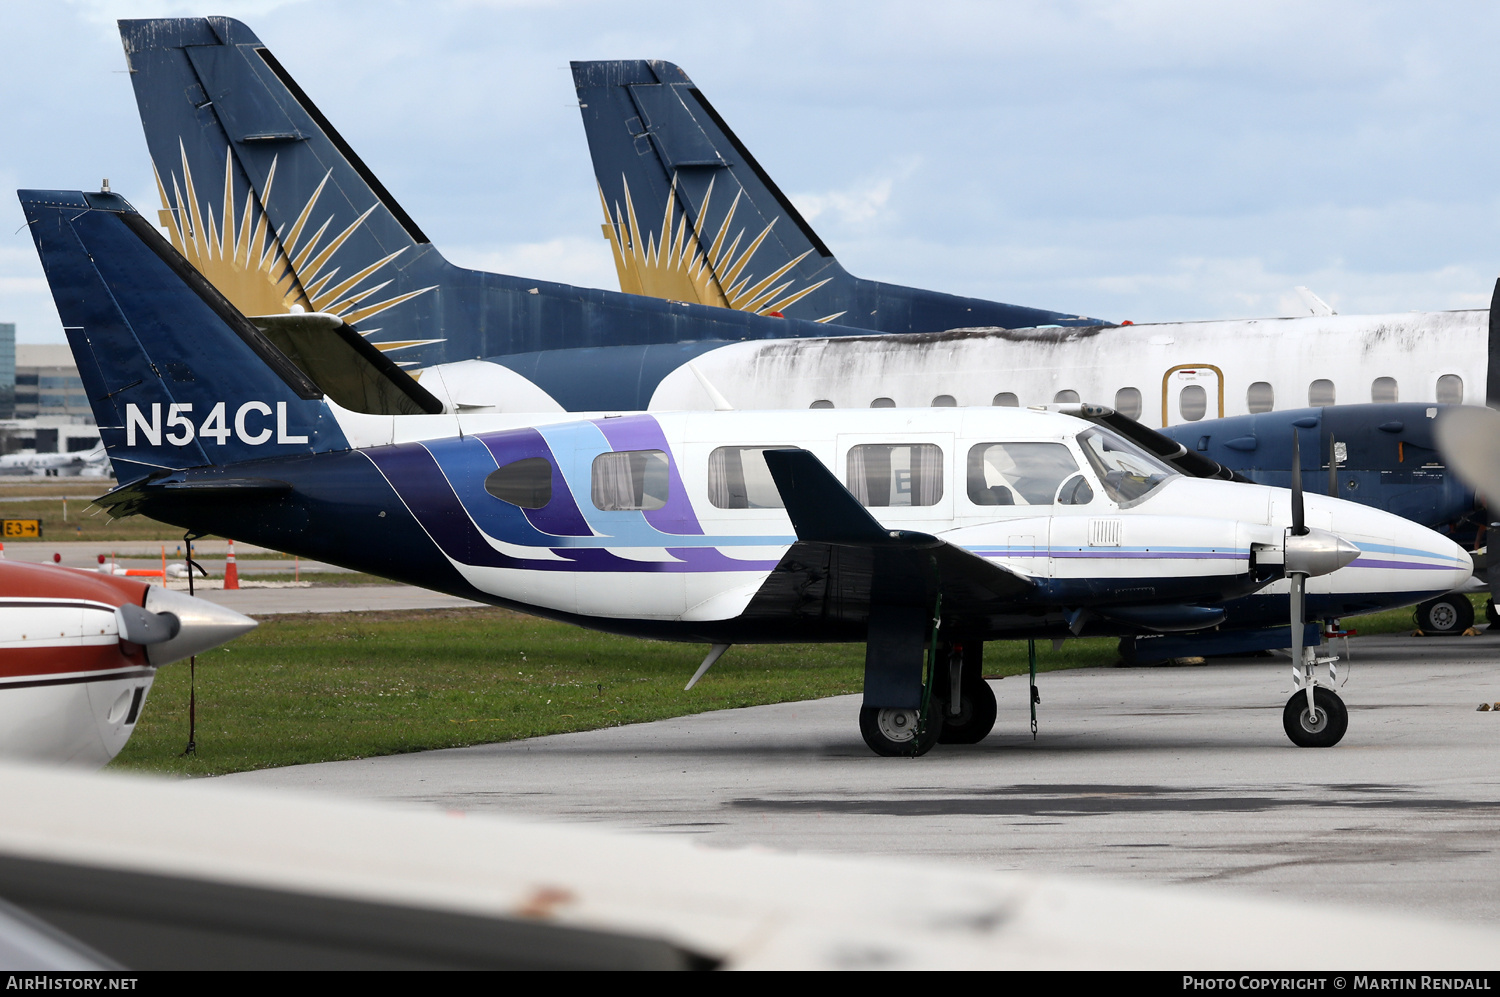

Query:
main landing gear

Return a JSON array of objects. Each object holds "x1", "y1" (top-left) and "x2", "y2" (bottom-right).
[
  {"x1": 859, "y1": 706, "x2": 942, "y2": 757},
  {"x1": 858, "y1": 641, "x2": 997, "y2": 756}
]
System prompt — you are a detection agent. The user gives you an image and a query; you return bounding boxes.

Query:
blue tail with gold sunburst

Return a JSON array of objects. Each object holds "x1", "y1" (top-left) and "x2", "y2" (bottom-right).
[
  {"x1": 571, "y1": 60, "x2": 1107, "y2": 333},
  {"x1": 118, "y1": 17, "x2": 877, "y2": 404}
]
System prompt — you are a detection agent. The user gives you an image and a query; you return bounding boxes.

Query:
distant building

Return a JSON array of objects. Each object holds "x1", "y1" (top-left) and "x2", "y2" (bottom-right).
[
  {"x1": 15, "y1": 345, "x2": 91, "y2": 424},
  {"x1": 1, "y1": 344, "x2": 99, "y2": 456},
  {"x1": 0, "y1": 324, "x2": 14, "y2": 420}
]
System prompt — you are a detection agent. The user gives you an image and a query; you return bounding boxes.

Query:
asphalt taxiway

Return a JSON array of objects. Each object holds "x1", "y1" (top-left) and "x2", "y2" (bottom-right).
[{"x1": 221, "y1": 633, "x2": 1500, "y2": 925}]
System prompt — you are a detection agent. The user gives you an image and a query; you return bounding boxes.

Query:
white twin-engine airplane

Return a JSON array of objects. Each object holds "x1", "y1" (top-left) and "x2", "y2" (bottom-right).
[{"x1": 23, "y1": 189, "x2": 1474, "y2": 756}]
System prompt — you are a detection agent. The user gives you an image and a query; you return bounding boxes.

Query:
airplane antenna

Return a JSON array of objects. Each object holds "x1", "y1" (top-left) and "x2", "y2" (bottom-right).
[
  {"x1": 687, "y1": 362, "x2": 734, "y2": 411},
  {"x1": 685, "y1": 643, "x2": 731, "y2": 690}
]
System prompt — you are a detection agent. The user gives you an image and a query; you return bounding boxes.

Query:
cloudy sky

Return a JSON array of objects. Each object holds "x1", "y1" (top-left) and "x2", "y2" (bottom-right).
[{"x1": 4, "y1": 0, "x2": 1500, "y2": 343}]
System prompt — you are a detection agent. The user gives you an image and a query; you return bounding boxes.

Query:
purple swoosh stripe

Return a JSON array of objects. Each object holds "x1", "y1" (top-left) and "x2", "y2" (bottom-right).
[{"x1": 1347, "y1": 557, "x2": 1459, "y2": 571}]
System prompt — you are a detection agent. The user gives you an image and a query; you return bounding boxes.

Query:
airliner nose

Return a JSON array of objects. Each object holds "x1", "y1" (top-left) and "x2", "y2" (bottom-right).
[{"x1": 141, "y1": 586, "x2": 258, "y2": 666}]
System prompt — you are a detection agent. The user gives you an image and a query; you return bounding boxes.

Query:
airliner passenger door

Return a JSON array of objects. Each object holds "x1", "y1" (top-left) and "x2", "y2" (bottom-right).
[{"x1": 1162, "y1": 365, "x2": 1224, "y2": 427}]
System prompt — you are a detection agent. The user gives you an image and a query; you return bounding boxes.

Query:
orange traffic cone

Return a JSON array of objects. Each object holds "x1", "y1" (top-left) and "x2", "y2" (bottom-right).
[{"x1": 223, "y1": 539, "x2": 240, "y2": 590}]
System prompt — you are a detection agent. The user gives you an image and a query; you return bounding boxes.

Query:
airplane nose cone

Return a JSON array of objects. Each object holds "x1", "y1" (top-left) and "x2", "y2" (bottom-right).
[{"x1": 141, "y1": 586, "x2": 257, "y2": 666}]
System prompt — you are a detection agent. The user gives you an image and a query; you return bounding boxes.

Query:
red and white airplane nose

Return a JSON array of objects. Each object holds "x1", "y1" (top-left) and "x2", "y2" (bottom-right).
[{"x1": 0, "y1": 561, "x2": 256, "y2": 768}]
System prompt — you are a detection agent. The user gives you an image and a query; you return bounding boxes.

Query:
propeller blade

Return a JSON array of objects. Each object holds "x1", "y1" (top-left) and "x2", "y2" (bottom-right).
[
  {"x1": 1436, "y1": 405, "x2": 1500, "y2": 501},
  {"x1": 1291, "y1": 431, "x2": 1306, "y2": 535},
  {"x1": 1329, "y1": 433, "x2": 1338, "y2": 498}
]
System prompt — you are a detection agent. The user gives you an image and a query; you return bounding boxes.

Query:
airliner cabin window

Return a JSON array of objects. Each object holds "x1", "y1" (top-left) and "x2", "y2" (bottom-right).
[
  {"x1": 707, "y1": 447, "x2": 787, "y2": 509},
  {"x1": 871, "y1": 397, "x2": 896, "y2": 408},
  {"x1": 931, "y1": 395, "x2": 957, "y2": 407},
  {"x1": 1247, "y1": 381, "x2": 1274, "y2": 413},
  {"x1": 967, "y1": 443, "x2": 1082, "y2": 506},
  {"x1": 1179, "y1": 384, "x2": 1208, "y2": 421},
  {"x1": 591, "y1": 450, "x2": 670, "y2": 511},
  {"x1": 992, "y1": 392, "x2": 1019, "y2": 407},
  {"x1": 847, "y1": 444, "x2": 944, "y2": 507},
  {"x1": 1436, "y1": 374, "x2": 1464, "y2": 404},
  {"x1": 1076, "y1": 428, "x2": 1178, "y2": 504},
  {"x1": 810, "y1": 399, "x2": 835, "y2": 409},
  {"x1": 1308, "y1": 379, "x2": 1336, "y2": 405},
  {"x1": 485, "y1": 457, "x2": 552, "y2": 509},
  {"x1": 1371, "y1": 377, "x2": 1398, "y2": 403},
  {"x1": 1054, "y1": 389, "x2": 1080, "y2": 404},
  {"x1": 1114, "y1": 386, "x2": 1142, "y2": 420}
]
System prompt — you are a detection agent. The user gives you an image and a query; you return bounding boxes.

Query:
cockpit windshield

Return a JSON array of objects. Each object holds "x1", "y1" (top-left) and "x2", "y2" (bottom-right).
[{"x1": 1075, "y1": 427, "x2": 1178, "y2": 505}]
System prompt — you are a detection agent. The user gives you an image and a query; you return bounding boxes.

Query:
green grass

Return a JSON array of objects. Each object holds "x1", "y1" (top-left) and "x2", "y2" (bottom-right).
[
  {"x1": 110, "y1": 607, "x2": 1125, "y2": 777},
  {"x1": 109, "y1": 595, "x2": 1480, "y2": 777}
]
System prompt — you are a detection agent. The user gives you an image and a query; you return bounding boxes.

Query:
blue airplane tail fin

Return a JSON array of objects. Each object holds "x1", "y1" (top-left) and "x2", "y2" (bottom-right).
[
  {"x1": 572, "y1": 60, "x2": 1107, "y2": 332},
  {"x1": 573, "y1": 59, "x2": 850, "y2": 324},
  {"x1": 119, "y1": 17, "x2": 447, "y2": 355},
  {"x1": 19, "y1": 189, "x2": 357, "y2": 483}
]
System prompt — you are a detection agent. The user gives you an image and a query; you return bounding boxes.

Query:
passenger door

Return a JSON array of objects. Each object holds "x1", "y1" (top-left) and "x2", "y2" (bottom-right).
[{"x1": 1162, "y1": 364, "x2": 1224, "y2": 427}]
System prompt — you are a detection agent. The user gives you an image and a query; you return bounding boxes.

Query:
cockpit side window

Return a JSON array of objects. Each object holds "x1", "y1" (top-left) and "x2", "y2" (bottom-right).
[
  {"x1": 967, "y1": 442, "x2": 1080, "y2": 506},
  {"x1": 1075, "y1": 427, "x2": 1177, "y2": 504}
]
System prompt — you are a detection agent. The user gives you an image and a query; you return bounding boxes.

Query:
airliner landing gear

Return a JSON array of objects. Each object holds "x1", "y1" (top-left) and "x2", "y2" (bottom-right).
[
  {"x1": 1414, "y1": 594, "x2": 1474, "y2": 634},
  {"x1": 934, "y1": 643, "x2": 997, "y2": 744},
  {"x1": 859, "y1": 706, "x2": 942, "y2": 757},
  {"x1": 1282, "y1": 687, "x2": 1348, "y2": 747}
]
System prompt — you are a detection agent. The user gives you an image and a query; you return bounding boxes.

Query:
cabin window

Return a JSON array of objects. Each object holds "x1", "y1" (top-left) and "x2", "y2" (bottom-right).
[
  {"x1": 591, "y1": 450, "x2": 670, "y2": 511},
  {"x1": 967, "y1": 442, "x2": 1080, "y2": 506},
  {"x1": 931, "y1": 394, "x2": 957, "y2": 407},
  {"x1": 847, "y1": 444, "x2": 944, "y2": 507},
  {"x1": 484, "y1": 457, "x2": 552, "y2": 509},
  {"x1": 992, "y1": 392, "x2": 1019, "y2": 407},
  {"x1": 1436, "y1": 374, "x2": 1464, "y2": 404},
  {"x1": 707, "y1": 447, "x2": 787, "y2": 509},
  {"x1": 1247, "y1": 381, "x2": 1274, "y2": 413},
  {"x1": 1308, "y1": 379, "x2": 1336, "y2": 406},
  {"x1": 1114, "y1": 386, "x2": 1142, "y2": 420},
  {"x1": 871, "y1": 397, "x2": 896, "y2": 408},
  {"x1": 1053, "y1": 389, "x2": 1080, "y2": 404},
  {"x1": 1371, "y1": 377, "x2": 1398, "y2": 403},
  {"x1": 809, "y1": 399, "x2": 835, "y2": 409},
  {"x1": 1178, "y1": 384, "x2": 1208, "y2": 421},
  {"x1": 1076, "y1": 427, "x2": 1177, "y2": 504}
]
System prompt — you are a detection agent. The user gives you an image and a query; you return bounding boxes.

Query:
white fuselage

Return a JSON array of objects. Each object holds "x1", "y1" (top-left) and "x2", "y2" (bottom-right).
[
  {"x1": 330, "y1": 404, "x2": 1471, "y2": 626},
  {"x1": 414, "y1": 310, "x2": 1486, "y2": 428}
]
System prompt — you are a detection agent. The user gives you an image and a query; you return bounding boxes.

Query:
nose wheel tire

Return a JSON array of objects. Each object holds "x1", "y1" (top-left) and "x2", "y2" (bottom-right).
[
  {"x1": 936, "y1": 680, "x2": 998, "y2": 744},
  {"x1": 859, "y1": 706, "x2": 942, "y2": 757},
  {"x1": 1282, "y1": 687, "x2": 1348, "y2": 748},
  {"x1": 1414, "y1": 594, "x2": 1474, "y2": 634}
]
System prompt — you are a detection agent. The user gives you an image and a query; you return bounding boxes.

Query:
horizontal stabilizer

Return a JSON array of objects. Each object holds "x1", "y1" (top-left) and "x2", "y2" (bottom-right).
[
  {"x1": 758, "y1": 449, "x2": 1032, "y2": 615},
  {"x1": 762, "y1": 448, "x2": 903, "y2": 545}
]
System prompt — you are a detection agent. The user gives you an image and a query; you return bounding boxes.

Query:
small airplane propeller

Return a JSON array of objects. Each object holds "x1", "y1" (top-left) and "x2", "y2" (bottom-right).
[
  {"x1": 1435, "y1": 405, "x2": 1500, "y2": 501},
  {"x1": 1284, "y1": 428, "x2": 1361, "y2": 723}
]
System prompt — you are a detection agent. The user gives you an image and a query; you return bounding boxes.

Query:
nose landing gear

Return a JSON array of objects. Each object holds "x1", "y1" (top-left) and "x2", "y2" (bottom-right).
[{"x1": 1283, "y1": 686, "x2": 1348, "y2": 747}]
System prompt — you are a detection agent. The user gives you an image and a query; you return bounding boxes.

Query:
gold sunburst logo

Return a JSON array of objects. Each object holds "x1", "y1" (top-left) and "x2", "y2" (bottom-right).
[
  {"x1": 153, "y1": 142, "x2": 440, "y2": 354},
  {"x1": 600, "y1": 174, "x2": 844, "y2": 323}
]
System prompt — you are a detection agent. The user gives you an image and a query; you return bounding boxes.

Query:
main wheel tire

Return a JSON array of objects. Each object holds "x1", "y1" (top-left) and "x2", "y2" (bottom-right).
[
  {"x1": 937, "y1": 680, "x2": 998, "y2": 744},
  {"x1": 859, "y1": 706, "x2": 942, "y2": 757},
  {"x1": 1282, "y1": 687, "x2": 1348, "y2": 748},
  {"x1": 1415, "y1": 594, "x2": 1474, "y2": 634},
  {"x1": 1486, "y1": 598, "x2": 1499, "y2": 627}
]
